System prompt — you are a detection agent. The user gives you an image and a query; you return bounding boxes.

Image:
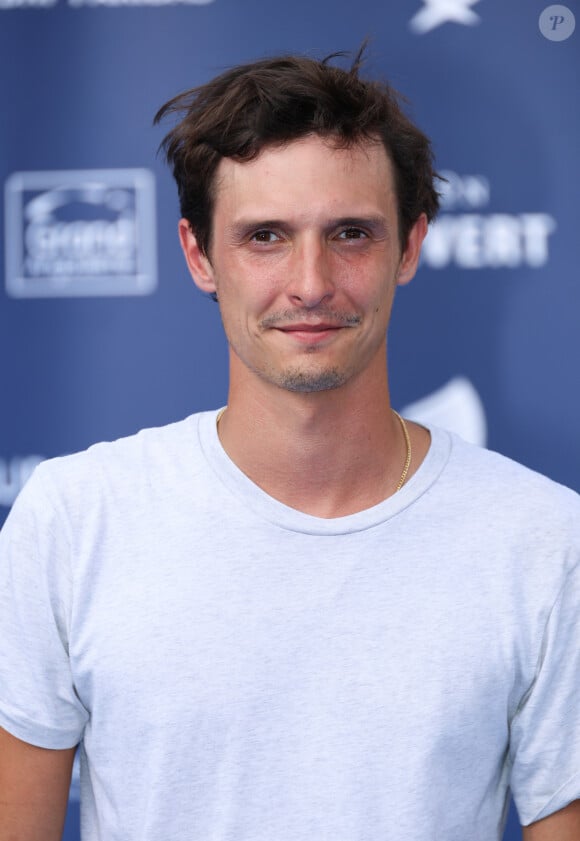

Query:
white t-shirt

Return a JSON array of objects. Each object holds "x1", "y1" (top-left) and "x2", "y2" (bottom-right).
[{"x1": 1, "y1": 410, "x2": 579, "y2": 841}]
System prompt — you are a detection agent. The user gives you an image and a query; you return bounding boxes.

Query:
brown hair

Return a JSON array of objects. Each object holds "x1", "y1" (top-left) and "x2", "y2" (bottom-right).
[{"x1": 155, "y1": 48, "x2": 441, "y2": 257}]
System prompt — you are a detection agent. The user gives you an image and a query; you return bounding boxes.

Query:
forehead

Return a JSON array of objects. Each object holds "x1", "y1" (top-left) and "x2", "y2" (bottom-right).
[{"x1": 212, "y1": 135, "x2": 396, "y2": 217}]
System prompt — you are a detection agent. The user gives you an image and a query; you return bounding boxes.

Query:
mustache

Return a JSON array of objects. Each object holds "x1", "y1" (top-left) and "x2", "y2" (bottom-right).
[{"x1": 260, "y1": 309, "x2": 362, "y2": 329}]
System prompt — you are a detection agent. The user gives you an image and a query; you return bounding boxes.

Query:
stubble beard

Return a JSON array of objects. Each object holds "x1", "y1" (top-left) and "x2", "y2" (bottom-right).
[
  {"x1": 229, "y1": 341, "x2": 349, "y2": 394},
  {"x1": 275, "y1": 365, "x2": 347, "y2": 393}
]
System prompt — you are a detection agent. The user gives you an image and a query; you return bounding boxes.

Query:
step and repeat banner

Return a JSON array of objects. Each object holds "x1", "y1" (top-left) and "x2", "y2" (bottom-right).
[{"x1": 0, "y1": 1, "x2": 578, "y2": 838}]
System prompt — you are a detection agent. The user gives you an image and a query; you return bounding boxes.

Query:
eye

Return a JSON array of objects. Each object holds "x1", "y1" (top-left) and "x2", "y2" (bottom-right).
[
  {"x1": 337, "y1": 227, "x2": 368, "y2": 241},
  {"x1": 250, "y1": 230, "x2": 280, "y2": 244}
]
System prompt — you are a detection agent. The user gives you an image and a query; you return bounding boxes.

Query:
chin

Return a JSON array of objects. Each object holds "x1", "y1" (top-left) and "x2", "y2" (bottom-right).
[{"x1": 275, "y1": 367, "x2": 347, "y2": 393}]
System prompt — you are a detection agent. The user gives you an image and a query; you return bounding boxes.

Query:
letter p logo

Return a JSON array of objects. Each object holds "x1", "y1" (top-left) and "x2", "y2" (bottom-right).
[{"x1": 539, "y1": 5, "x2": 576, "y2": 40}]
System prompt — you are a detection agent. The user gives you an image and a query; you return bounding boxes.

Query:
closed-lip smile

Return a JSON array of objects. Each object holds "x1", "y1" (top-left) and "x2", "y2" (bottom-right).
[
  {"x1": 272, "y1": 321, "x2": 348, "y2": 345},
  {"x1": 277, "y1": 322, "x2": 342, "y2": 332}
]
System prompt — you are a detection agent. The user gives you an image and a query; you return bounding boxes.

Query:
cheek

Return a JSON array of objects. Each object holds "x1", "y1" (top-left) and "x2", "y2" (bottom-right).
[
  {"x1": 331, "y1": 249, "x2": 394, "y2": 292},
  {"x1": 217, "y1": 267, "x2": 285, "y2": 320},
  {"x1": 338, "y1": 272, "x2": 393, "y2": 316},
  {"x1": 216, "y1": 283, "x2": 267, "y2": 343}
]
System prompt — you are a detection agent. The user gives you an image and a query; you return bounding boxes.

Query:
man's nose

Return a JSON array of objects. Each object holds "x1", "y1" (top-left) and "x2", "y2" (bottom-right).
[{"x1": 285, "y1": 236, "x2": 335, "y2": 309}]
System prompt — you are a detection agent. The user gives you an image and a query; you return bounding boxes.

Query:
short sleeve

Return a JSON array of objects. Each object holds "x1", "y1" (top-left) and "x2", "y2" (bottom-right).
[
  {"x1": 0, "y1": 466, "x2": 88, "y2": 748},
  {"x1": 509, "y1": 559, "x2": 580, "y2": 825}
]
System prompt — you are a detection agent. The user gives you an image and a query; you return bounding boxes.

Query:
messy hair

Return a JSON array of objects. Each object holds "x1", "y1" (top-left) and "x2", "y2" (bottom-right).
[{"x1": 155, "y1": 47, "x2": 441, "y2": 257}]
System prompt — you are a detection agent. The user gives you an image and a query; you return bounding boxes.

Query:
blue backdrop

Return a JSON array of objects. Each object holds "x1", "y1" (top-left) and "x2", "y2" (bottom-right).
[{"x1": 1, "y1": 1, "x2": 578, "y2": 838}]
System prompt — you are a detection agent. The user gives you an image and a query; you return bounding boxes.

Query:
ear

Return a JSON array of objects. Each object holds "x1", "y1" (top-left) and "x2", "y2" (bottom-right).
[
  {"x1": 178, "y1": 219, "x2": 217, "y2": 296},
  {"x1": 396, "y1": 213, "x2": 428, "y2": 287}
]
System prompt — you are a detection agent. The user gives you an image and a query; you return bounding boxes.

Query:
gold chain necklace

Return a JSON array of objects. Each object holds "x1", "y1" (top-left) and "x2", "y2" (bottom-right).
[
  {"x1": 215, "y1": 407, "x2": 412, "y2": 493},
  {"x1": 392, "y1": 410, "x2": 412, "y2": 492}
]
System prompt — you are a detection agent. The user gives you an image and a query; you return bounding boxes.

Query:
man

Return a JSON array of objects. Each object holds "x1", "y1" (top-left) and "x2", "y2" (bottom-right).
[{"x1": 1, "y1": 51, "x2": 579, "y2": 841}]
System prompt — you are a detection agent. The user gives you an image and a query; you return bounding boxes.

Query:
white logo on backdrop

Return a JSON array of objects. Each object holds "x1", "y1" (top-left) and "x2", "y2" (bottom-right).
[
  {"x1": 410, "y1": 0, "x2": 481, "y2": 34},
  {"x1": 0, "y1": 456, "x2": 44, "y2": 507},
  {"x1": 402, "y1": 377, "x2": 487, "y2": 447},
  {"x1": 5, "y1": 169, "x2": 157, "y2": 298},
  {"x1": 421, "y1": 170, "x2": 557, "y2": 269}
]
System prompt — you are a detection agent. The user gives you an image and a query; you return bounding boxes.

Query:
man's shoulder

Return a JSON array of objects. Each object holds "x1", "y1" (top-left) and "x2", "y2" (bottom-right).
[
  {"x1": 444, "y1": 429, "x2": 580, "y2": 529},
  {"x1": 29, "y1": 411, "x2": 210, "y2": 505}
]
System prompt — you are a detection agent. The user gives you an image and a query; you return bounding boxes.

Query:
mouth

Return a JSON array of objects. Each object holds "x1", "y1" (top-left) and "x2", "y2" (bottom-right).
[
  {"x1": 260, "y1": 311, "x2": 361, "y2": 346},
  {"x1": 278, "y1": 322, "x2": 342, "y2": 332},
  {"x1": 274, "y1": 323, "x2": 345, "y2": 344}
]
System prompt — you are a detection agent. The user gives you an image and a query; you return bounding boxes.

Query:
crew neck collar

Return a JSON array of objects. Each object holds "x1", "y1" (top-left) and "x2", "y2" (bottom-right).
[{"x1": 196, "y1": 408, "x2": 452, "y2": 535}]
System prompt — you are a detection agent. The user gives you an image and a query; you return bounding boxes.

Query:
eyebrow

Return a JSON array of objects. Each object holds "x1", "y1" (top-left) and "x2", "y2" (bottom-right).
[{"x1": 226, "y1": 215, "x2": 390, "y2": 242}]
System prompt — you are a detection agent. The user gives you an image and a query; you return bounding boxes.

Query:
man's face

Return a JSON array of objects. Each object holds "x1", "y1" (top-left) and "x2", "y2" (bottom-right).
[{"x1": 180, "y1": 135, "x2": 426, "y2": 395}]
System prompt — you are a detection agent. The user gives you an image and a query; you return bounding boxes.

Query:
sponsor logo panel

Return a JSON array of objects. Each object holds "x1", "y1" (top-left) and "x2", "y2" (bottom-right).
[
  {"x1": 422, "y1": 170, "x2": 557, "y2": 270},
  {"x1": 5, "y1": 169, "x2": 157, "y2": 298}
]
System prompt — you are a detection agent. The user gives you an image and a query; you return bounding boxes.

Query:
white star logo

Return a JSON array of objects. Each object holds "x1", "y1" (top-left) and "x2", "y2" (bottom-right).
[{"x1": 409, "y1": 0, "x2": 482, "y2": 34}]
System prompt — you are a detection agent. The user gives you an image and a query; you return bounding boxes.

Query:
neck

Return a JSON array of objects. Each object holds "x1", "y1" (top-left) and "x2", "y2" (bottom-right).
[{"x1": 216, "y1": 369, "x2": 428, "y2": 518}]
